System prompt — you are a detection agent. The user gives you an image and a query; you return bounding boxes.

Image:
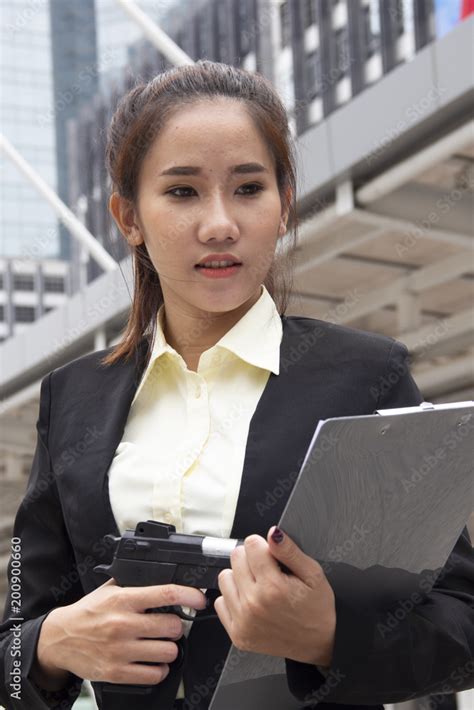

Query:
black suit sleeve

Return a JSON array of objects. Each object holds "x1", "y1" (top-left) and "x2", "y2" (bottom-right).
[
  {"x1": 285, "y1": 340, "x2": 474, "y2": 704},
  {"x1": 0, "y1": 372, "x2": 84, "y2": 709}
]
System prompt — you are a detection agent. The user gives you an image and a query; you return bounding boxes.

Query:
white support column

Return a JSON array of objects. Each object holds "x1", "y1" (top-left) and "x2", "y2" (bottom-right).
[
  {"x1": 114, "y1": 0, "x2": 194, "y2": 66},
  {"x1": 94, "y1": 328, "x2": 107, "y2": 352},
  {"x1": 336, "y1": 179, "x2": 354, "y2": 216},
  {"x1": 4, "y1": 451, "x2": 22, "y2": 480},
  {"x1": 397, "y1": 291, "x2": 421, "y2": 332},
  {"x1": 76, "y1": 195, "x2": 92, "y2": 292},
  {"x1": 0, "y1": 134, "x2": 117, "y2": 273}
]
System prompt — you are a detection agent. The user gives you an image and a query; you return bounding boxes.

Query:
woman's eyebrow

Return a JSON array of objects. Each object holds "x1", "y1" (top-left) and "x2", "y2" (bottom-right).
[{"x1": 158, "y1": 162, "x2": 268, "y2": 176}]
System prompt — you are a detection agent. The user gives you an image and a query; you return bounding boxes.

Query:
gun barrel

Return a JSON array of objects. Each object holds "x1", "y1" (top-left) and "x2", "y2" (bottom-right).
[{"x1": 202, "y1": 536, "x2": 242, "y2": 556}]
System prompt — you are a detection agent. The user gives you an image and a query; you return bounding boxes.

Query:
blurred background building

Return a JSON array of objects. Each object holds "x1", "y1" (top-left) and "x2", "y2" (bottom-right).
[{"x1": 1, "y1": 1, "x2": 473, "y2": 708}]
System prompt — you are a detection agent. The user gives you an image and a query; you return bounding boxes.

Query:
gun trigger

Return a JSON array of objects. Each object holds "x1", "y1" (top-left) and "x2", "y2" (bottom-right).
[{"x1": 172, "y1": 605, "x2": 198, "y2": 621}]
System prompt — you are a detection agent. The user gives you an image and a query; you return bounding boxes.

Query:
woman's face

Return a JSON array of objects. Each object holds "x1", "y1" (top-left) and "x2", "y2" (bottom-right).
[{"x1": 116, "y1": 98, "x2": 289, "y2": 315}]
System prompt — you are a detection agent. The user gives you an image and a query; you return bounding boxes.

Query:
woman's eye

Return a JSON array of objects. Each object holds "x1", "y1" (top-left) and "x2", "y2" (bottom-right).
[
  {"x1": 165, "y1": 183, "x2": 264, "y2": 198},
  {"x1": 237, "y1": 183, "x2": 264, "y2": 196},
  {"x1": 166, "y1": 186, "x2": 195, "y2": 198}
]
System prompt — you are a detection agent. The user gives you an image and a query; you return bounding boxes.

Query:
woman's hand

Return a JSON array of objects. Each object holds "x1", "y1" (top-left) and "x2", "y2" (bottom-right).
[
  {"x1": 215, "y1": 526, "x2": 336, "y2": 667},
  {"x1": 33, "y1": 579, "x2": 207, "y2": 688}
]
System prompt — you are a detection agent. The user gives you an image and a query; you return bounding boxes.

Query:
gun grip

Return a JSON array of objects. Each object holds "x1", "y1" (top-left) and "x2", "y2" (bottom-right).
[{"x1": 101, "y1": 636, "x2": 187, "y2": 700}]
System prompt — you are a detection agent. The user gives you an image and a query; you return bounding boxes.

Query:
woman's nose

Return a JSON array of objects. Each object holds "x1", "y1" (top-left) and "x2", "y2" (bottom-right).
[{"x1": 199, "y1": 195, "x2": 239, "y2": 240}]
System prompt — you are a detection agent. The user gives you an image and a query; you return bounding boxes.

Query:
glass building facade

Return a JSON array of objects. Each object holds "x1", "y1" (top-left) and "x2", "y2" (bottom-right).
[{"x1": 0, "y1": 0, "x2": 58, "y2": 259}]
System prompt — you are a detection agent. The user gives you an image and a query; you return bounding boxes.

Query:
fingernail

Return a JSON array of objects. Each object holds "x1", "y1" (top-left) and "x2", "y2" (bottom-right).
[{"x1": 271, "y1": 527, "x2": 284, "y2": 544}]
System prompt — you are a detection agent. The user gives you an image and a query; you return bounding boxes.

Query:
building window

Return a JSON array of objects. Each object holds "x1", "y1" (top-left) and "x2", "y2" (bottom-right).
[
  {"x1": 335, "y1": 26, "x2": 350, "y2": 78},
  {"x1": 238, "y1": 0, "x2": 251, "y2": 56},
  {"x1": 0, "y1": 274, "x2": 4, "y2": 289},
  {"x1": 304, "y1": 0, "x2": 317, "y2": 28},
  {"x1": 363, "y1": 0, "x2": 381, "y2": 58},
  {"x1": 280, "y1": 2, "x2": 291, "y2": 48},
  {"x1": 0, "y1": 305, "x2": 4, "y2": 321},
  {"x1": 305, "y1": 49, "x2": 322, "y2": 100},
  {"x1": 196, "y1": 8, "x2": 212, "y2": 59},
  {"x1": 394, "y1": 0, "x2": 405, "y2": 36},
  {"x1": 15, "y1": 306, "x2": 36, "y2": 322},
  {"x1": 44, "y1": 276, "x2": 65, "y2": 293},
  {"x1": 216, "y1": 1, "x2": 230, "y2": 63},
  {"x1": 13, "y1": 274, "x2": 35, "y2": 291}
]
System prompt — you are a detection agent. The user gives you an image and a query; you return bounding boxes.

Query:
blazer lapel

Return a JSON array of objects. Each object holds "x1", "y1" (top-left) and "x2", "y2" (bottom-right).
[
  {"x1": 51, "y1": 337, "x2": 150, "y2": 593},
  {"x1": 229, "y1": 314, "x2": 328, "y2": 541}
]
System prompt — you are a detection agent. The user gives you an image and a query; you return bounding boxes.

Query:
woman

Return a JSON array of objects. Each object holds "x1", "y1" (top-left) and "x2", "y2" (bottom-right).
[{"x1": 1, "y1": 60, "x2": 472, "y2": 710}]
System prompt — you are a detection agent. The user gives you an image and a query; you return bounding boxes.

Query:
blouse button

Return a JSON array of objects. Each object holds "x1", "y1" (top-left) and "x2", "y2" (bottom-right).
[{"x1": 194, "y1": 385, "x2": 201, "y2": 398}]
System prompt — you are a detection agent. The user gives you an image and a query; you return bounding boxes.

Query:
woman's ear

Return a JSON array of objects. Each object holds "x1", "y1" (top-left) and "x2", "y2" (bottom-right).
[
  {"x1": 279, "y1": 186, "x2": 293, "y2": 236},
  {"x1": 279, "y1": 216, "x2": 288, "y2": 237},
  {"x1": 108, "y1": 192, "x2": 144, "y2": 247}
]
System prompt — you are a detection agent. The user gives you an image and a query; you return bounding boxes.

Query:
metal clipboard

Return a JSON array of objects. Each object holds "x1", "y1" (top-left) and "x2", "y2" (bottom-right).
[{"x1": 208, "y1": 401, "x2": 474, "y2": 710}]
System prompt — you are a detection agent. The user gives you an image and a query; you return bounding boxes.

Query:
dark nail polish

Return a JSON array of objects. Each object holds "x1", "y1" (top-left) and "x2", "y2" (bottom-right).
[{"x1": 271, "y1": 527, "x2": 284, "y2": 544}]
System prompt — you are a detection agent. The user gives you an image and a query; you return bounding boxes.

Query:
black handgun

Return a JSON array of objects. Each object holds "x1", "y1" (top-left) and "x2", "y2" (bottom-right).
[
  {"x1": 94, "y1": 519, "x2": 245, "y2": 619},
  {"x1": 92, "y1": 519, "x2": 246, "y2": 700}
]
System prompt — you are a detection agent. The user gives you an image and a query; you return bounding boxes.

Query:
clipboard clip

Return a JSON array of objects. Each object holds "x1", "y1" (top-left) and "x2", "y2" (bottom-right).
[{"x1": 375, "y1": 400, "x2": 474, "y2": 416}]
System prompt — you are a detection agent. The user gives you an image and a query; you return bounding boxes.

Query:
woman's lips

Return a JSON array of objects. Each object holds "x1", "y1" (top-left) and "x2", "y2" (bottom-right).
[{"x1": 194, "y1": 264, "x2": 242, "y2": 278}]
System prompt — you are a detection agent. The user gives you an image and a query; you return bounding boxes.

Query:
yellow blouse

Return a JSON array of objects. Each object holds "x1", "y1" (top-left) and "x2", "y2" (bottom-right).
[{"x1": 107, "y1": 283, "x2": 283, "y2": 698}]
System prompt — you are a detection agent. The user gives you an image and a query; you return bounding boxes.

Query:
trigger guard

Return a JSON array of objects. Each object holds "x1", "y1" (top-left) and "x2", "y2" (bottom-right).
[
  {"x1": 172, "y1": 636, "x2": 186, "y2": 668},
  {"x1": 170, "y1": 604, "x2": 198, "y2": 621},
  {"x1": 143, "y1": 604, "x2": 198, "y2": 621}
]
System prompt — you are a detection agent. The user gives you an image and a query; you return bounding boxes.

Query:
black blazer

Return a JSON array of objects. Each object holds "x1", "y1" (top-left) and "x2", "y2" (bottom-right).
[{"x1": 1, "y1": 315, "x2": 473, "y2": 710}]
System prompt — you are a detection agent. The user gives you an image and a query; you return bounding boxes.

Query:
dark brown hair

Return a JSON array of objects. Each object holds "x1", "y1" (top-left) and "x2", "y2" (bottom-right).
[{"x1": 101, "y1": 59, "x2": 299, "y2": 368}]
